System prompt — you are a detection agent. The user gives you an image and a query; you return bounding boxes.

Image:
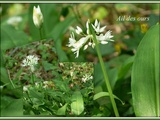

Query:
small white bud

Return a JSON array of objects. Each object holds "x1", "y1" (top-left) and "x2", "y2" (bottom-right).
[{"x1": 33, "y1": 5, "x2": 43, "y2": 28}]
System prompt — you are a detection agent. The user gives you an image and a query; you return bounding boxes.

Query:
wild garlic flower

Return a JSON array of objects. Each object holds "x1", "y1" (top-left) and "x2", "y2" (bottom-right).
[
  {"x1": 7, "y1": 16, "x2": 22, "y2": 27},
  {"x1": 82, "y1": 74, "x2": 93, "y2": 83},
  {"x1": 33, "y1": 5, "x2": 43, "y2": 28},
  {"x1": 21, "y1": 55, "x2": 39, "y2": 72},
  {"x1": 23, "y1": 85, "x2": 30, "y2": 92},
  {"x1": 67, "y1": 19, "x2": 114, "y2": 58}
]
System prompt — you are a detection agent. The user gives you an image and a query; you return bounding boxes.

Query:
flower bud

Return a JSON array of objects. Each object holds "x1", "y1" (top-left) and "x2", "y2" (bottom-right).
[{"x1": 33, "y1": 5, "x2": 43, "y2": 28}]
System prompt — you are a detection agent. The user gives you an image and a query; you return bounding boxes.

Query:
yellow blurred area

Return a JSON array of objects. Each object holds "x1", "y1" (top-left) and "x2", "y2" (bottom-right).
[
  {"x1": 140, "y1": 23, "x2": 148, "y2": 33},
  {"x1": 114, "y1": 42, "x2": 127, "y2": 54},
  {"x1": 7, "y1": 4, "x2": 24, "y2": 16}
]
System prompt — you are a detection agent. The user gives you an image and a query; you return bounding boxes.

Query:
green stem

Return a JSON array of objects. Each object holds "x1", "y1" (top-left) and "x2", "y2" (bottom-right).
[
  {"x1": 39, "y1": 27, "x2": 43, "y2": 40},
  {"x1": 31, "y1": 73, "x2": 35, "y2": 85},
  {"x1": 89, "y1": 24, "x2": 119, "y2": 117},
  {"x1": 26, "y1": 91, "x2": 33, "y2": 105},
  {"x1": 7, "y1": 69, "x2": 15, "y2": 89}
]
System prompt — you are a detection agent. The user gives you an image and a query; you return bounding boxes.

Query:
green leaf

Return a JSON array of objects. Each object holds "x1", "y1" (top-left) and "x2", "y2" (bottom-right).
[
  {"x1": 42, "y1": 61, "x2": 57, "y2": 71},
  {"x1": 93, "y1": 92, "x2": 125, "y2": 105},
  {"x1": 1, "y1": 25, "x2": 29, "y2": 50},
  {"x1": 1, "y1": 96, "x2": 23, "y2": 116},
  {"x1": 49, "y1": 16, "x2": 75, "y2": 41},
  {"x1": 71, "y1": 91, "x2": 84, "y2": 115},
  {"x1": 131, "y1": 24, "x2": 159, "y2": 116},
  {"x1": 57, "y1": 103, "x2": 68, "y2": 115},
  {"x1": 117, "y1": 56, "x2": 134, "y2": 80},
  {"x1": 49, "y1": 17, "x2": 76, "y2": 62},
  {"x1": 0, "y1": 67, "x2": 9, "y2": 84},
  {"x1": 29, "y1": 89, "x2": 44, "y2": 100}
]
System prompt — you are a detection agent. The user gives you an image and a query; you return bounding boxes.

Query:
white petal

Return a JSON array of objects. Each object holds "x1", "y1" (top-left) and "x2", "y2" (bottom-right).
[
  {"x1": 99, "y1": 26, "x2": 106, "y2": 32},
  {"x1": 86, "y1": 19, "x2": 90, "y2": 28},
  {"x1": 75, "y1": 26, "x2": 82, "y2": 34},
  {"x1": 91, "y1": 24, "x2": 96, "y2": 31},
  {"x1": 96, "y1": 34, "x2": 105, "y2": 41},
  {"x1": 101, "y1": 41, "x2": 108, "y2": 44},
  {"x1": 105, "y1": 30, "x2": 114, "y2": 39},
  {"x1": 75, "y1": 50, "x2": 79, "y2": 58},
  {"x1": 94, "y1": 19, "x2": 98, "y2": 27}
]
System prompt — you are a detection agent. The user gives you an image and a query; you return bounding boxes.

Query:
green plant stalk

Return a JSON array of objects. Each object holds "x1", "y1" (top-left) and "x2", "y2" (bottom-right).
[
  {"x1": 26, "y1": 91, "x2": 33, "y2": 105},
  {"x1": 9, "y1": 77, "x2": 15, "y2": 89},
  {"x1": 31, "y1": 73, "x2": 35, "y2": 85},
  {"x1": 39, "y1": 26, "x2": 43, "y2": 40},
  {"x1": 7, "y1": 69, "x2": 16, "y2": 89},
  {"x1": 89, "y1": 24, "x2": 119, "y2": 117}
]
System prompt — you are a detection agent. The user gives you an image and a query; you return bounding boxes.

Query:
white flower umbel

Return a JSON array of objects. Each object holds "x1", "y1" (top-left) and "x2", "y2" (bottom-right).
[
  {"x1": 67, "y1": 19, "x2": 114, "y2": 58},
  {"x1": 82, "y1": 74, "x2": 93, "y2": 83},
  {"x1": 33, "y1": 5, "x2": 43, "y2": 28},
  {"x1": 21, "y1": 55, "x2": 39, "y2": 72},
  {"x1": 7, "y1": 16, "x2": 22, "y2": 27}
]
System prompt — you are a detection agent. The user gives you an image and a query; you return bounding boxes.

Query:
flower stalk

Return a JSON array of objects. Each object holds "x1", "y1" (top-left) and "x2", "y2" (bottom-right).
[
  {"x1": 31, "y1": 73, "x2": 35, "y2": 84},
  {"x1": 89, "y1": 23, "x2": 119, "y2": 117}
]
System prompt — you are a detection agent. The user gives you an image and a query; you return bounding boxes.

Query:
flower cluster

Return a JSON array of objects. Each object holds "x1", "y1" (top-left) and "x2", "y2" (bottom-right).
[
  {"x1": 21, "y1": 55, "x2": 39, "y2": 72},
  {"x1": 67, "y1": 19, "x2": 114, "y2": 58},
  {"x1": 82, "y1": 74, "x2": 93, "y2": 83},
  {"x1": 7, "y1": 16, "x2": 22, "y2": 27}
]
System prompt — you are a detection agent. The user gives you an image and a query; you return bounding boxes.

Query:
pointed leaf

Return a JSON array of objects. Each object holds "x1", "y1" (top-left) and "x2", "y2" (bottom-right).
[
  {"x1": 94, "y1": 92, "x2": 125, "y2": 105},
  {"x1": 1, "y1": 25, "x2": 29, "y2": 50},
  {"x1": 131, "y1": 24, "x2": 159, "y2": 116},
  {"x1": 57, "y1": 103, "x2": 68, "y2": 115},
  {"x1": 71, "y1": 91, "x2": 84, "y2": 115}
]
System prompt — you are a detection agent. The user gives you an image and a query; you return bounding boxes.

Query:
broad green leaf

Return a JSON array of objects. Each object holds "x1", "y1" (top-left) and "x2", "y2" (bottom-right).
[
  {"x1": 93, "y1": 92, "x2": 125, "y2": 105},
  {"x1": 57, "y1": 103, "x2": 68, "y2": 115},
  {"x1": 131, "y1": 24, "x2": 159, "y2": 116},
  {"x1": 1, "y1": 25, "x2": 29, "y2": 50},
  {"x1": 71, "y1": 91, "x2": 84, "y2": 115},
  {"x1": 1, "y1": 97, "x2": 23, "y2": 116},
  {"x1": 0, "y1": 67, "x2": 9, "y2": 84}
]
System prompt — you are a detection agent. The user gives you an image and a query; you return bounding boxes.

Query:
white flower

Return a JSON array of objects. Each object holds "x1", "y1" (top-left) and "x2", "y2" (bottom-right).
[
  {"x1": 71, "y1": 35, "x2": 91, "y2": 58},
  {"x1": 92, "y1": 19, "x2": 106, "y2": 33},
  {"x1": 67, "y1": 19, "x2": 114, "y2": 58},
  {"x1": 75, "y1": 26, "x2": 82, "y2": 34},
  {"x1": 23, "y1": 85, "x2": 30, "y2": 92},
  {"x1": 86, "y1": 19, "x2": 90, "y2": 35},
  {"x1": 7, "y1": 16, "x2": 22, "y2": 26},
  {"x1": 70, "y1": 71, "x2": 73, "y2": 77},
  {"x1": 43, "y1": 81, "x2": 49, "y2": 85},
  {"x1": 21, "y1": 55, "x2": 39, "y2": 72},
  {"x1": 67, "y1": 32, "x2": 76, "y2": 47},
  {"x1": 33, "y1": 5, "x2": 43, "y2": 28},
  {"x1": 82, "y1": 74, "x2": 93, "y2": 83}
]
